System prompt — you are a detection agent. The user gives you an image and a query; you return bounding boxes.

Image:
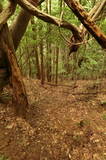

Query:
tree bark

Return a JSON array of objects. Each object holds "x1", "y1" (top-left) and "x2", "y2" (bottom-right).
[
  {"x1": 40, "y1": 40, "x2": 45, "y2": 85},
  {"x1": 55, "y1": 47, "x2": 59, "y2": 85},
  {"x1": 64, "y1": 0, "x2": 106, "y2": 49},
  {"x1": 0, "y1": 23, "x2": 28, "y2": 117},
  {"x1": 10, "y1": 0, "x2": 39, "y2": 50},
  {"x1": 69, "y1": 0, "x2": 106, "y2": 54},
  {"x1": 31, "y1": 18, "x2": 41, "y2": 79},
  {"x1": 10, "y1": 10, "x2": 32, "y2": 50},
  {"x1": 46, "y1": 0, "x2": 52, "y2": 82},
  {"x1": 0, "y1": 2, "x2": 28, "y2": 117},
  {"x1": 16, "y1": 0, "x2": 81, "y2": 36},
  {"x1": 0, "y1": 1, "x2": 16, "y2": 30},
  {"x1": 35, "y1": 46, "x2": 41, "y2": 79}
]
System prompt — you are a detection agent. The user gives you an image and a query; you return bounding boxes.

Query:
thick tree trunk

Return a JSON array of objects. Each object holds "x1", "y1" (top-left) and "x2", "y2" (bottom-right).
[
  {"x1": 10, "y1": 10, "x2": 31, "y2": 50},
  {"x1": 0, "y1": 2, "x2": 28, "y2": 116},
  {"x1": 0, "y1": 0, "x2": 44, "y2": 115},
  {"x1": 0, "y1": 23, "x2": 28, "y2": 116},
  {"x1": 10, "y1": 0, "x2": 44, "y2": 51}
]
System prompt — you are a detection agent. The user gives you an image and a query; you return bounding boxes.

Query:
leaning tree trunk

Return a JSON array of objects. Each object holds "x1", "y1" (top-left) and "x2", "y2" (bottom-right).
[
  {"x1": 10, "y1": 0, "x2": 42, "y2": 51},
  {"x1": 0, "y1": 1, "x2": 29, "y2": 117},
  {"x1": 69, "y1": 0, "x2": 106, "y2": 54},
  {"x1": 64, "y1": 0, "x2": 106, "y2": 49},
  {"x1": 16, "y1": 0, "x2": 106, "y2": 49},
  {"x1": 0, "y1": 0, "x2": 44, "y2": 116},
  {"x1": 10, "y1": 9, "x2": 32, "y2": 50},
  {"x1": 0, "y1": 23, "x2": 28, "y2": 116}
]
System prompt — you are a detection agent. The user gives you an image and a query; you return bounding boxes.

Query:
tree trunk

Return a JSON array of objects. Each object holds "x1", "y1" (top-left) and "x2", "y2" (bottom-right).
[
  {"x1": 69, "y1": 0, "x2": 106, "y2": 54},
  {"x1": 0, "y1": 23, "x2": 28, "y2": 117},
  {"x1": 40, "y1": 40, "x2": 45, "y2": 85},
  {"x1": 35, "y1": 46, "x2": 41, "y2": 79},
  {"x1": 64, "y1": 0, "x2": 106, "y2": 49},
  {"x1": 55, "y1": 47, "x2": 59, "y2": 85},
  {"x1": 46, "y1": 0, "x2": 52, "y2": 82},
  {"x1": 10, "y1": 10, "x2": 31, "y2": 50},
  {"x1": 0, "y1": 0, "x2": 43, "y2": 116},
  {"x1": 10, "y1": 0, "x2": 39, "y2": 51},
  {"x1": 31, "y1": 18, "x2": 41, "y2": 79}
]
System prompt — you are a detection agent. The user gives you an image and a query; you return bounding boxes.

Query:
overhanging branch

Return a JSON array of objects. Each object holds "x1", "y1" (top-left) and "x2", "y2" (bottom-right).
[
  {"x1": 69, "y1": 0, "x2": 106, "y2": 54},
  {"x1": 16, "y1": 0, "x2": 82, "y2": 40},
  {"x1": 64, "y1": 0, "x2": 106, "y2": 49}
]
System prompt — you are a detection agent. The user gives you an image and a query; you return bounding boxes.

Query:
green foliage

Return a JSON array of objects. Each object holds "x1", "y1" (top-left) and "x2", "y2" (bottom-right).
[
  {"x1": 67, "y1": 39, "x2": 106, "y2": 79},
  {"x1": 3, "y1": 0, "x2": 105, "y2": 80},
  {"x1": 0, "y1": 155, "x2": 10, "y2": 160},
  {"x1": 100, "y1": 18, "x2": 106, "y2": 34}
]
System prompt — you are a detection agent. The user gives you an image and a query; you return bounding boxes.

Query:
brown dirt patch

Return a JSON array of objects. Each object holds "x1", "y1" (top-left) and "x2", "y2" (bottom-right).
[{"x1": 0, "y1": 79, "x2": 106, "y2": 160}]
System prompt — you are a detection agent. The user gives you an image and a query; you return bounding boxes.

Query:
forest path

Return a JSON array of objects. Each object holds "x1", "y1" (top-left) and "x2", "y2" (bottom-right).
[{"x1": 0, "y1": 79, "x2": 106, "y2": 160}]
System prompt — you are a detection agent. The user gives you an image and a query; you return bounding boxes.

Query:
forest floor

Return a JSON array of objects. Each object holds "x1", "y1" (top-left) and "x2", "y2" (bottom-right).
[{"x1": 0, "y1": 78, "x2": 106, "y2": 160}]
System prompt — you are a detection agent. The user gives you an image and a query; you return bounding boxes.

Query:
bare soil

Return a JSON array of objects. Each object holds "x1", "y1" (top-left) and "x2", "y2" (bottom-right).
[{"x1": 0, "y1": 79, "x2": 106, "y2": 160}]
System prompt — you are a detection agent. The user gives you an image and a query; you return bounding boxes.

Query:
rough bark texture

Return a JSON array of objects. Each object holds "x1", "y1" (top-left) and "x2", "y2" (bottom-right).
[
  {"x1": 64, "y1": 0, "x2": 106, "y2": 49},
  {"x1": 0, "y1": 1, "x2": 28, "y2": 117},
  {"x1": 69, "y1": 0, "x2": 106, "y2": 54},
  {"x1": 0, "y1": 4, "x2": 11, "y2": 92},
  {"x1": 0, "y1": 23, "x2": 28, "y2": 117}
]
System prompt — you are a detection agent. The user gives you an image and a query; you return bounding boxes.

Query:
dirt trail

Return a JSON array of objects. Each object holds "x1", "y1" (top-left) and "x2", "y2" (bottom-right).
[{"x1": 0, "y1": 79, "x2": 106, "y2": 160}]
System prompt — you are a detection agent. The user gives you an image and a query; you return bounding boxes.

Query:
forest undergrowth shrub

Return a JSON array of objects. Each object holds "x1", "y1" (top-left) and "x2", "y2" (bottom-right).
[{"x1": 68, "y1": 43, "x2": 106, "y2": 80}]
